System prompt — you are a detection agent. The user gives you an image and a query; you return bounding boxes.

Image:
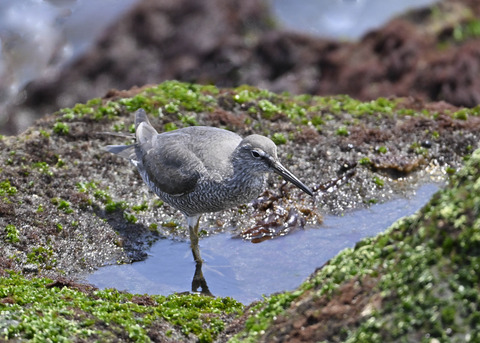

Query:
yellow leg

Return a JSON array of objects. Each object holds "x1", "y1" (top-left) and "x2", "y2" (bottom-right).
[
  {"x1": 186, "y1": 215, "x2": 212, "y2": 295},
  {"x1": 187, "y1": 215, "x2": 202, "y2": 264}
]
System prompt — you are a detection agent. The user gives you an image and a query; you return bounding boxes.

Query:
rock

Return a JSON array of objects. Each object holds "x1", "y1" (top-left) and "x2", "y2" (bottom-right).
[
  {"x1": 5, "y1": 0, "x2": 480, "y2": 134},
  {"x1": 232, "y1": 142, "x2": 480, "y2": 343},
  {"x1": 1, "y1": 81, "x2": 480, "y2": 341},
  {"x1": 1, "y1": 80, "x2": 480, "y2": 279},
  {"x1": 22, "y1": 264, "x2": 39, "y2": 274}
]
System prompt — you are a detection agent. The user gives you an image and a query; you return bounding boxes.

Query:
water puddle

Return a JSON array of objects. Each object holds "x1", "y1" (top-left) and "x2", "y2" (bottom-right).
[{"x1": 88, "y1": 183, "x2": 440, "y2": 304}]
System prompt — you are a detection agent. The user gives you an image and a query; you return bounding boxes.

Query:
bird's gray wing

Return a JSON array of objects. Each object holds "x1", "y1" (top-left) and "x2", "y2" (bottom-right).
[
  {"x1": 140, "y1": 133, "x2": 203, "y2": 196},
  {"x1": 176, "y1": 126, "x2": 241, "y2": 175}
]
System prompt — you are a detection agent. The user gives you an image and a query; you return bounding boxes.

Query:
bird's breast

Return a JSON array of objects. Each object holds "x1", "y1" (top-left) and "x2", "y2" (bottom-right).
[{"x1": 160, "y1": 174, "x2": 265, "y2": 216}]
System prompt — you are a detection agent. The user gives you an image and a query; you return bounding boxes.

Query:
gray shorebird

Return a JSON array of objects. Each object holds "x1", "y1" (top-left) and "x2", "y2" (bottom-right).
[{"x1": 104, "y1": 109, "x2": 313, "y2": 266}]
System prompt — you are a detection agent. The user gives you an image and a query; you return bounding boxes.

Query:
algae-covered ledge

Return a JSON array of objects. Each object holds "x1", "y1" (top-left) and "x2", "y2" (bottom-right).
[
  {"x1": 1, "y1": 81, "x2": 480, "y2": 341},
  {"x1": 232, "y1": 145, "x2": 480, "y2": 343}
]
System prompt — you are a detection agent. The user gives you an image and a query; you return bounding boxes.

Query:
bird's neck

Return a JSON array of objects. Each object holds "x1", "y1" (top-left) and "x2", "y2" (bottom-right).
[{"x1": 227, "y1": 158, "x2": 266, "y2": 196}]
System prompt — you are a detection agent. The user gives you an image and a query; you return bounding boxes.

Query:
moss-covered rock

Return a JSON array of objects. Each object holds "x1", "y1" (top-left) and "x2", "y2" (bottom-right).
[
  {"x1": 233, "y1": 141, "x2": 480, "y2": 343},
  {"x1": 0, "y1": 272, "x2": 242, "y2": 342}
]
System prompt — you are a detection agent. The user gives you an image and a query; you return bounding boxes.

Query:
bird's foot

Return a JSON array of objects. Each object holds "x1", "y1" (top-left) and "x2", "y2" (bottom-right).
[{"x1": 191, "y1": 261, "x2": 213, "y2": 297}]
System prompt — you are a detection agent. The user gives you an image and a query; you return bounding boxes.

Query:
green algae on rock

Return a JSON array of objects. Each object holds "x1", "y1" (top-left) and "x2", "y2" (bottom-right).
[
  {"x1": 0, "y1": 272, "x2": 243, "y2": 342},
  {"x1": 232, "y1": 148, "x2": 480, "y2": 343}
]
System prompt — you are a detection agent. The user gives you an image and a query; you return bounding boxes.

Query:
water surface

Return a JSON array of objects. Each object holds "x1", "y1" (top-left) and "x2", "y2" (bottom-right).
[
  {"x1": 88, "y1": 183, "x2": 439, "y2": 304},
  {"x1": 273, "y1": 0, "x2": 439, "y2": 40}
]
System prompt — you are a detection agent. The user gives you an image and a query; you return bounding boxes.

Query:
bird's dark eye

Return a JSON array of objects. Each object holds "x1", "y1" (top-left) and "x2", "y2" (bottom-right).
[{"x1": 251, "y1": 150, "x2": 261, "y2": 159}]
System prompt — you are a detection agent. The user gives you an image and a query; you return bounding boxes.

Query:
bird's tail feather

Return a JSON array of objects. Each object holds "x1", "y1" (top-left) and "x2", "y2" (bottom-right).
[
  {"x1": 103, "y1": 144, "x2": 136, "y2": 160},
  {"x1": 102, "y1": 108, "x2": 155, "y2": 161},
  {"x1": 97, "y1": 131, "x2": 134, "y2": 139}
]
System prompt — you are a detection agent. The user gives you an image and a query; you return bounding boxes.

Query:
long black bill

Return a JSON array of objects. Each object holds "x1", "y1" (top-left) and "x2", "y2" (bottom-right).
[{"x1": 271, "y1": 161, "x2": 314, "y2": 196}]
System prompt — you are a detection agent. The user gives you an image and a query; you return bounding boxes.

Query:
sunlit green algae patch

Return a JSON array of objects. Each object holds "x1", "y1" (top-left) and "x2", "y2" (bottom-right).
[{"x1": 0, "y1": 272, "x2": 242, "y2": 342}]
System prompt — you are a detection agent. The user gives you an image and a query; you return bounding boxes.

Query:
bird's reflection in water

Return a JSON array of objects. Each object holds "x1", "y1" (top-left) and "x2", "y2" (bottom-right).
[{"x1": 191, "y1": 260, "x2": 213, "y2": 296}]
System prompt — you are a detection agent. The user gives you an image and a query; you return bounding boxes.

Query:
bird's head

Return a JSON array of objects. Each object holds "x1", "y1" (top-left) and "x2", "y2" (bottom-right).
[{"x1": 236, "y1": 134, "x2": 313, "y2": 196}]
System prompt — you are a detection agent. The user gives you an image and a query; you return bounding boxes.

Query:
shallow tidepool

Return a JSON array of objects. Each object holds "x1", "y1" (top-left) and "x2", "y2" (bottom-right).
[{"x1": 87, "y1": 183, "x2": 440, "y2": 304}]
